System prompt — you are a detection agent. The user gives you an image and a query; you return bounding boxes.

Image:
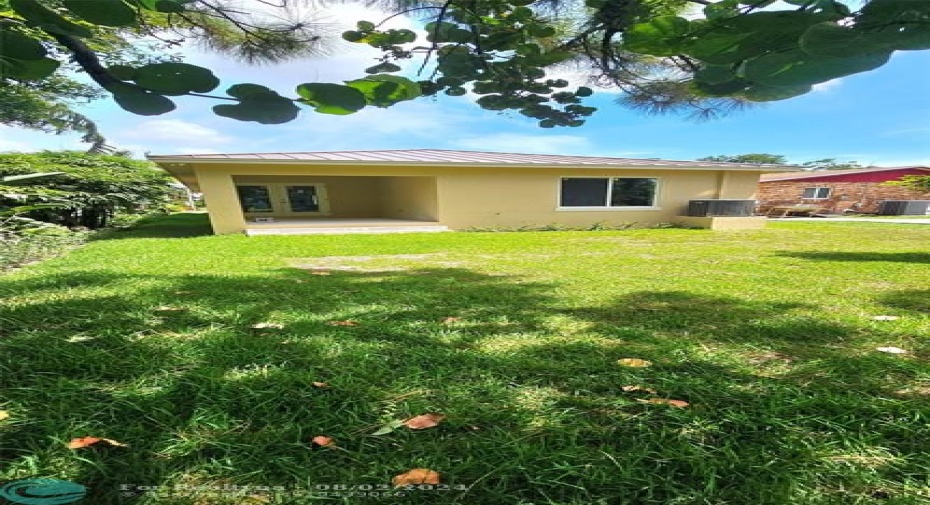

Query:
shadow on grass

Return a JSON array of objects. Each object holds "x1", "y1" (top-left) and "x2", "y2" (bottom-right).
[
  {"x1": 1, "y1": 267, "x2": 928, "y2": 504},
  {"x1": 879, "y1": 289, "x2": 930, "y2": 314},
  {"x1": 777, "y1": 251, "x2": 930, "y2": 264},
  {"x1": 92, "y1": 213, "x2": 213, "y2": 240}
]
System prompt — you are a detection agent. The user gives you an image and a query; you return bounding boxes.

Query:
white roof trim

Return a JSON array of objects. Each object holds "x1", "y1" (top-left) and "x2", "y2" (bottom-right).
[{"x1": 149, "y1": 158, "x2": 799, "y2": 172}]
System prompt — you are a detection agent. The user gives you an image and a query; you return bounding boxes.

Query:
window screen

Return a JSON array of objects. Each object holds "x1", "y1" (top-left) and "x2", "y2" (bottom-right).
[
  {"x1": 560, "y1": 178, "x2": 609, "y2": 206},
  {"x1": 610, "y1": 178, "x2": 657, "y2": 207},
  {"x1": 802, "y1": 187, "x2": 831, "y2": 199}
]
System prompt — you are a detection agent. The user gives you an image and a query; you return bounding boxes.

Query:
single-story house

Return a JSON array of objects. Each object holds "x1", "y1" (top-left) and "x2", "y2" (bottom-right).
[
  {"x1": 148, "y1": 149, "x2": 797, "y2": 235},
  {"x1": 758, "y1": 166, "x2": 930, "y2": 214}
]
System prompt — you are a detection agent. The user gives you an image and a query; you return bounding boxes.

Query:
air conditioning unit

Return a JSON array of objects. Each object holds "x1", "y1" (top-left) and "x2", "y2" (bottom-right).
[
  {"x1": 687, "y1": 199, "x2": 755, "y2": 217},
  {"x1": 877, "y1": 200, "x2": 930, "y2": 216}
]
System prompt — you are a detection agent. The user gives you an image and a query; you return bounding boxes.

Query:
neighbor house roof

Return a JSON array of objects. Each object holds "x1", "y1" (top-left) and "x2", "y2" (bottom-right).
[
  {"x1": 760, "y1": 166, "x2": 930, "y2": 182},
  {"x1": 148, "y1": 149, "x2": 799, "y2": 171}
]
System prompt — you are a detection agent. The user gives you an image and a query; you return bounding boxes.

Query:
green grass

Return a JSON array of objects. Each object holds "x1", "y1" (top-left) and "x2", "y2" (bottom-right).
[
  {"x1": 2, "y1": 214, "x2": 929, "y2": 505},
  {"x1": 840, "y1": 215, "x2": 930, "y2": 220}
]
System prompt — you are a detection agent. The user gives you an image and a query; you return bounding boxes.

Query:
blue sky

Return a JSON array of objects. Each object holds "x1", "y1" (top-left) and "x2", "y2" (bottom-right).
[{"x1": 2, "y1": 5, "x2": 929, "y2": 166}]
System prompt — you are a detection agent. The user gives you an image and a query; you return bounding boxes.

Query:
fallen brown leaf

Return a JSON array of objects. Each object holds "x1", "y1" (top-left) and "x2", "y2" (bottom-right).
[
  {"x1": 441, "y1": 317, "x2": 461, "y2": 324},
  {"x1": 637, "y1": 398, "x2": 689, "y2": 408},
  {"x1": 67, "y1": 437, "x2": 128, "y2": 449},
  {"x1": 327, "y1": 320, "x2": 359, "y2": 327},
  {"x1": 312, "y1": 381, "x2": 329, "y2": 389},
  {"x1": 621, "y1": 385, "x2": 658, "y2": 394},
  {"x1": 311, "y1": 436, "x2": 335, "y2": 448},
  {"x1": 617, "y1": 358, "x2": 652, "y2": 368},
  {"x1": 404, "y1": 413, "x2": 446, "y2": 430},
  {"x1": 392, "y1": 468, "x2": 440, "y2": 487}
]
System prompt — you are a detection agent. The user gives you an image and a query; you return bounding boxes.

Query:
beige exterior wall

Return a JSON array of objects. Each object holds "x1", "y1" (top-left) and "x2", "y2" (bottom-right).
[
  {"x1": 181, "y1": 163, "x2": 768, "y2": 233},
  {"x1": 379, "y1": 177, "x2": 438, "y2": 220},
  {"x1": 434, "y1": 167, "x2": 756, "y2": 229},
  {"x1": 718, "y1": 172, "x2": 762, "y2": 199}
]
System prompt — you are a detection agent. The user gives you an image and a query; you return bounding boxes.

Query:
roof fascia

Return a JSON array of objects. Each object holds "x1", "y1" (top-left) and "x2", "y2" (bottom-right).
[{"x1": 148, "y1": 158, "x2": 801, "y2": 172}]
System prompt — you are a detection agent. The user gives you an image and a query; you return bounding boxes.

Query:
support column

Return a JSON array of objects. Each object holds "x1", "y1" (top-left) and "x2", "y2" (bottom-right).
[{"x1": 195, "y1": 167, "x2": 246, "y2": 234}]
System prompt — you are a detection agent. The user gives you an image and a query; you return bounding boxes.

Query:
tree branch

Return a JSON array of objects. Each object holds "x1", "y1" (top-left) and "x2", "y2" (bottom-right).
[{"x1": 46, "y1": 32, "x2": 122, "y2": 90}]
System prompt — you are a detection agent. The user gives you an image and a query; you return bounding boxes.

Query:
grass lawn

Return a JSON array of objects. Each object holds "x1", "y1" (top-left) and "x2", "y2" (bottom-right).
[
  {"x1": 840, "y1": 215, "x2": 930, "y2": 220},
  {"x1": 1, "y1": 214, "x2": 929, "y2": 505}
]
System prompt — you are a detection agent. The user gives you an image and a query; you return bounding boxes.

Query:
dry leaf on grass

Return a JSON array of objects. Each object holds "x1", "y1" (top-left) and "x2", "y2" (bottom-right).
[
  {"x1": 310, "y1": 436, "x2": 335, "y2": 448},
  {"x1": 67, "y1": 437, "x2": 128, "y2": 449},
  {"x1": 250, "y1": 322, "x2": 284, "y2": 330},
  {"x1": 327, "y1": 320, "x2": 359, "y2": 327},
  {"x1": 441, "y1": 317, "x2": 461, "y2": 324},
  {"x1": 0, "y1": 411, "x2": 9, "y2": 421},
  {"x1": 621, "y1": 385, "x2": 658, "y2": 394},
  {"x1": 637, "y1": 398, "x2": 689, "y2": 408},
  {"x1": 876, "y1": 346, "x2": 907, "y2": 354},
  {"x1": 312, "y1": 381, "x2": 329, "y2": 389},
  {"x1": 404, "y1": 413, "x2": 446, "y2": 430},
  {"x1": 392, "y1": 468, "x2": 440, "y2": 487},
  {"x1": 617, "y1": 358, "x2": 652, "y2": 368},
  {"x1": 872, "y1": 315, "x2": 900, "y2": 321}
]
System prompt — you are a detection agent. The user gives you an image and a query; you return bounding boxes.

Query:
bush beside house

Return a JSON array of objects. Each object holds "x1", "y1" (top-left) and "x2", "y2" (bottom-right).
[{"x1": 0, "y1": 151, "x2": 177, "y2": 270}]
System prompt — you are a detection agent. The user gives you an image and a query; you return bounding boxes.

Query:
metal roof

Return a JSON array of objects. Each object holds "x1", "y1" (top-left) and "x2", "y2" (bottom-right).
[
  {"x1": 148, "y1": 149, "x2": 797, "y2": 170},
  {"x1": 760, "y1": 166, "x2": 930, "y2": 182}
]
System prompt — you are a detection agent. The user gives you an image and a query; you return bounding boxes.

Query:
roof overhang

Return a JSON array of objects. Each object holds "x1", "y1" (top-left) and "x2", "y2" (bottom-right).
[
  {"x1": 760, "y1": 166, "x2": 930, "y2": 182},
  {"x1": 149, "y1": 156, "x2": 802, "y2": 172}
]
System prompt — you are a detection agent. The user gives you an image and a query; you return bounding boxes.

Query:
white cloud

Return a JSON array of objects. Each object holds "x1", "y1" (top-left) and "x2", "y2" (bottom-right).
[
  {"x1": 0, "y1": 138, "x2": 32, "y2": 152},
  {"x1": 0, "y1": 126, "x2": 84, "y2": 152},
  {"x1": 174, "y1": 147, "x2": 225, "y2": 155},
  {"x1": 118, "y1": 119, "x2": 233, "y2": 144},
  {"x1": 236, "y1": 99, "x2": 486, "y2": 151},
  {"x1": 862, "y1": 157, "x2": 930, "y2": 167},
  {"x1": 812, "y1": 79, "x2": 843, "y2": 93}
]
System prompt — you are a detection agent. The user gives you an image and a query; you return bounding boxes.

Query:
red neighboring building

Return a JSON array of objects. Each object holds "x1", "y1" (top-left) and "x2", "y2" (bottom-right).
[{"x1": 758, "y1": 166, "x2": 930, "y2": 214}]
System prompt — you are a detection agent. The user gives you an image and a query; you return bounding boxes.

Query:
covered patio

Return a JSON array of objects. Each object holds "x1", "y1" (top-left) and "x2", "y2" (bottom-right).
[
  {"x1": 244, "y1": 217, "x2": 449, "y2": 235},
  {"x1": 157, "y1": 160, "x2": 442, "y2": 234}
]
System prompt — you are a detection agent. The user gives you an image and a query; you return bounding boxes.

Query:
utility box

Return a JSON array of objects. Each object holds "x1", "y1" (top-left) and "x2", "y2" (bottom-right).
[
  {"x1": 687, "y1": 199, "x2": 756, "y2": 217},
  {"x1": 877, "y1": 200, "x2": 930, "y2": 216}
]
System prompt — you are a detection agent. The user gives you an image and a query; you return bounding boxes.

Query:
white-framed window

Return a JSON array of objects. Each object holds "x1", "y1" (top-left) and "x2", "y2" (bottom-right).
[
  {"x1": 559, "y1": 177, "x2": 659, "y2": 209},
  {"x1": 802, "y1": 187, "x2": 831, "y2": 199}
]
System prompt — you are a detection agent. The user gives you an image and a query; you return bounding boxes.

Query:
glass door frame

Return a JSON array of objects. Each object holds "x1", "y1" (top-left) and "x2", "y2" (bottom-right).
[{"x1": 236, "y1": 183, "x2": 331, "y2": 218}]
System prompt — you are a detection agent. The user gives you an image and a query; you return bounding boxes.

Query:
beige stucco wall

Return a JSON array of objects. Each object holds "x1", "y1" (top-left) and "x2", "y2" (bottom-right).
[
  {"x1": 183, "y1": 163, "x2": 766, "y2": 234},
  {"x1": 379, "y1": 176, "x2": 438, "y2": 220},
  {"x1": 435, "y1": 167, "x2": 759, "y2": 229}
]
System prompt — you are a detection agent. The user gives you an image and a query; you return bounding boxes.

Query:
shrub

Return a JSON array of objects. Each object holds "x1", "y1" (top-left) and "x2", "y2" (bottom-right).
[
  {"x1": 0, "y1": 151, "x2": 177, "y2": 229},
  {"x1": 0, "y1": 228, "x2": 86, "y2": 271}
]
